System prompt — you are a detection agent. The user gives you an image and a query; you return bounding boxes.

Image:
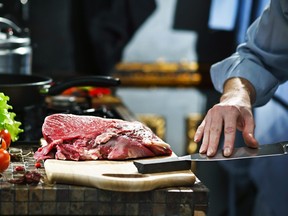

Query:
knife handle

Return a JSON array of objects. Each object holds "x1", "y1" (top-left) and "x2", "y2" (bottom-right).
[
  {"x1": 133, "y1": 158, "x2": 192, "y2": 174},
  {"x1": 283, "y1": 142, "x2": 288, "y2": 154}
]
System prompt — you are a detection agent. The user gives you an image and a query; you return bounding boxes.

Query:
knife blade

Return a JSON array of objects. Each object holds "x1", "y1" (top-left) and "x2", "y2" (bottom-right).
[{"x1": 134, "y1": 141, "x2": 288, "y2": 174}]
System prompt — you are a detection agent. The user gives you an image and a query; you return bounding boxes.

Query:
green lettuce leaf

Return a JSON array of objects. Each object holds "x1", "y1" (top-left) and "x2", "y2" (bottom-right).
[{"x1": 0, "y1": 92, "x2": 23, "y2": 142}]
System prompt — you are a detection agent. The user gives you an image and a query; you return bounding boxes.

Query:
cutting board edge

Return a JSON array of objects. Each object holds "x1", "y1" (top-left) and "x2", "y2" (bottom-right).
[{"x1": 45, "y1": 169, "x2": 196, "y2": 192}]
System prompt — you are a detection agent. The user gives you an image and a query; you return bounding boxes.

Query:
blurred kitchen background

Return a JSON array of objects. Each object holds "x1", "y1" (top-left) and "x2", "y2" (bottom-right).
[
  {"x1": 0, "y1": 0, "x2": 242, "y2": 155},
  {"x1": 1, "y1": 0, "x2": 282, "y2": 216}
]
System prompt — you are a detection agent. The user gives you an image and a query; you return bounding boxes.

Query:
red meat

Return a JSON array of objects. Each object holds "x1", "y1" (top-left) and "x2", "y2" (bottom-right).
[{"x1": 34, "y1": 114, "x2": 172, "y2": 161}]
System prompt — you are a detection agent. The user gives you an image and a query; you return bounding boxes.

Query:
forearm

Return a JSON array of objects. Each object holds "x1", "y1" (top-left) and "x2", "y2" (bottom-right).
[{"x1": 220, "y1": 77, "x2": 256, "y2": 106}]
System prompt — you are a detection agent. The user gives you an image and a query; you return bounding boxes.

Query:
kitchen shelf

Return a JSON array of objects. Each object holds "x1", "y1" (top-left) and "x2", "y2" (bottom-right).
[{"x1": 112, "y1": 61, "x2": 202, "y2": 87}]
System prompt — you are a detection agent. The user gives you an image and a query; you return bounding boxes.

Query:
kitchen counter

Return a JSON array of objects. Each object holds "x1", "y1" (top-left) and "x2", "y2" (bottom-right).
[{"x1": 0, "y1": 144, "x2": 209, "y2": 216}]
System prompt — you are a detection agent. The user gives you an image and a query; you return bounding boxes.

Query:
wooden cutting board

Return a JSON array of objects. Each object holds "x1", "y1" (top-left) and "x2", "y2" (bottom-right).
[{"x1": 44, "y1": 155, "x2": 196, "y2": 192}]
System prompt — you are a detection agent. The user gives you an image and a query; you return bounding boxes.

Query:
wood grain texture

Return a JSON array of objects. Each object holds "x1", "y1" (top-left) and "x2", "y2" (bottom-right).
[{"x1": 44, "y1": 155, "x2": 196, "y2": 192}]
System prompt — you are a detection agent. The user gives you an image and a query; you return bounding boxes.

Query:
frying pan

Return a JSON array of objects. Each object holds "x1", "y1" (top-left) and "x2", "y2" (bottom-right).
[{"x1": 0, "y1": 74, "x2": 121, "y2": 108}]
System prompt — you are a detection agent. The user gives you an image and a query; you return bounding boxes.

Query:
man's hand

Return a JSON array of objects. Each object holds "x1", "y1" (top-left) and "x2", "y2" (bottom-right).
[{"x1": 194, "y1": 77, "x2": 259, "y2": 157}]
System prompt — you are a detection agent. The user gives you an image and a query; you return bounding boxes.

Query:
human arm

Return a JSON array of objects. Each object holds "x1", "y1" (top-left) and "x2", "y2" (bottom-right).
[
  {"x1": 194, "y1": 0, "x2": 288, "y2": 156},
  {"x1": 194, "y1": 77, "x2": 258, "y2": 156},
  {"x1": 211, "y1": 0, "x2": 288, "y2": 107}
]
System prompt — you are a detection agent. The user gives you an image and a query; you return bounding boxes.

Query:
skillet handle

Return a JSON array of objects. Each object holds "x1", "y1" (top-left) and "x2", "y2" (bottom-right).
[{"x1": 47, "y1": 76, "x2": 121, "y2": 96}]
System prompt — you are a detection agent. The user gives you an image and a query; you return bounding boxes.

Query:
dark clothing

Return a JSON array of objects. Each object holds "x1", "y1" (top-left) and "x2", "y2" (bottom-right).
[
  {"x1": 70, "y1": 0, "x2": 156, "y2": 76},
  {"x1": 27, "y1": 0, "x2": 156, "y2": 77}
]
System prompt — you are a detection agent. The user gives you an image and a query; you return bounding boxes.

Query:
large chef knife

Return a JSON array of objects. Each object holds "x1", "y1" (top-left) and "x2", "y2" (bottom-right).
[{"x1": 134, "y1": 141, "x2": 288, "y2": 174}]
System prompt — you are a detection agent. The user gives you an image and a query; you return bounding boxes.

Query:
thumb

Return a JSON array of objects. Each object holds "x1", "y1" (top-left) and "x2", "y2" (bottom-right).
[
  {"x1": 243, "y1": 132, "x2": 259, "y2": 148},
  {"x1": 242, "y1": 117, "x2": 258, "y2": 148}
]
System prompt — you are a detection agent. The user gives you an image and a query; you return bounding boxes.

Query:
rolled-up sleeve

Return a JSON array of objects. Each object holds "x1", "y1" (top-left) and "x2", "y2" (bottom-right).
[{"x1": 210, "y1": 0, "x2": 288, "y2": 107}]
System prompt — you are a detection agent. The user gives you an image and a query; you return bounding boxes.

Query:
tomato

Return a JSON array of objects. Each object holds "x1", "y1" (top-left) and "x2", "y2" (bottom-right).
[
  {"x1": 0, "y1": 149, "x2": 10, "y2": 173},
  {"x1": 35, "y1": 162, "x2": 42, "y2": 169},
  {"x1": 0, "y1": 129, "x2": 11, "y2": 148},
  {"x1": 0, "y1": 138, "x2": 7, "y2": 150}
]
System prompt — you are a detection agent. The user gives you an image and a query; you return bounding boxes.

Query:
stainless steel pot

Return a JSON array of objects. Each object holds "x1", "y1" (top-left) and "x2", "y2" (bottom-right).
[{"x1": 0, "y1": 17, "x2": 32, "y2": 75}]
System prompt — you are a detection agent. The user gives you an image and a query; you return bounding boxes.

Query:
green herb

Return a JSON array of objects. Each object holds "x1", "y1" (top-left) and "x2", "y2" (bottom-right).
[{"x1": 0, "y1": 93, "x2": 23, "y2": 142}]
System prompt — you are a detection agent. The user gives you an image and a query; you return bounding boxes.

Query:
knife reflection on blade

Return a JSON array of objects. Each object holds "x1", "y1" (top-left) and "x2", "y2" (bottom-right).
[{"x1": 133, "y1": 141, "x2": 288, "y2": 174}]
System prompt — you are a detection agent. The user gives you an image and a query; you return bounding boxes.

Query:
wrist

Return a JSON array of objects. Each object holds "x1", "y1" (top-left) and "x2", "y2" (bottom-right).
[{"x1": 221, "y1": 77, "x2": 256, "y2": 105}]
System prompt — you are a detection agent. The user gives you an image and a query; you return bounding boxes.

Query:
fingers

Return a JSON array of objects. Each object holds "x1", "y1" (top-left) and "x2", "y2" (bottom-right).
[
  {"x1": 221, "y1": 108, "x2": 240, "y2": 156},
  {"x1": 205, "y1": 111, "x2": 223, "y2": 156},
  {"x1": 196, "y1": 105, "x2": 241, "y2": 157},
  {"x1": 244, "y1": 133, "x2": 258, "y2": 148},
  {"x1": 197, "y1": 108, "x2": 223, "y2": 156},
  {"x1": 194, "y1": 119, "x2": 205, "y2": 143},
  {"x1": 195, "y1": 119, "x2": 210, "y2": 154},
  {"x1": 195, "y1": 117, "x2": 208, "y2": 154}
]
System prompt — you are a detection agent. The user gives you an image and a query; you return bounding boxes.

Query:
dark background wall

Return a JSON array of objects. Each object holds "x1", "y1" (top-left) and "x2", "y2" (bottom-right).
[
  {"x1": 0, "y1": 0, "x2": 158, "y2": 78},
  {"x1": 0, "y1": 0, "x2": 238, "y2": 83}
]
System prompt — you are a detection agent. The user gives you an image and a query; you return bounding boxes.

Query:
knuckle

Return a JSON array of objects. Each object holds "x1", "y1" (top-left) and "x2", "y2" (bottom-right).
[
  {"x1": 209, "y1": 126, "x2": 220, "y2": 133},
  {"x1": 211, "y1": 104, "x2": 240, "y2": 116},
  {"x1": 210, "y1": 105, "x2": 222, "y2": 114},
  {"x1": 224, "y1": 126, "x2": 236, "y2": 134},
  {"x1": 226, "y1": 106, "x2": 240, "y2": 114}
]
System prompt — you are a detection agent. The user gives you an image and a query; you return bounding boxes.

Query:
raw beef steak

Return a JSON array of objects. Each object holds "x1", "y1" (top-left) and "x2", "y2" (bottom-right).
[{"x1": 34, "y1": 114, "x2": 172, "y2": 161}]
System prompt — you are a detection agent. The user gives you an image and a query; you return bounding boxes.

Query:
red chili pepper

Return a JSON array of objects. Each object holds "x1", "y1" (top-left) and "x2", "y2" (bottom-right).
[{"x1": 89, "y1": 88, "x2": 111, "y2": 97}]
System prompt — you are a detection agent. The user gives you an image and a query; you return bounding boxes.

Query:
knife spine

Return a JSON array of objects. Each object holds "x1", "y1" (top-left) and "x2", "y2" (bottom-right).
[{"x1": 133, "y1": 159, "x2": 192, "y2": 174}]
